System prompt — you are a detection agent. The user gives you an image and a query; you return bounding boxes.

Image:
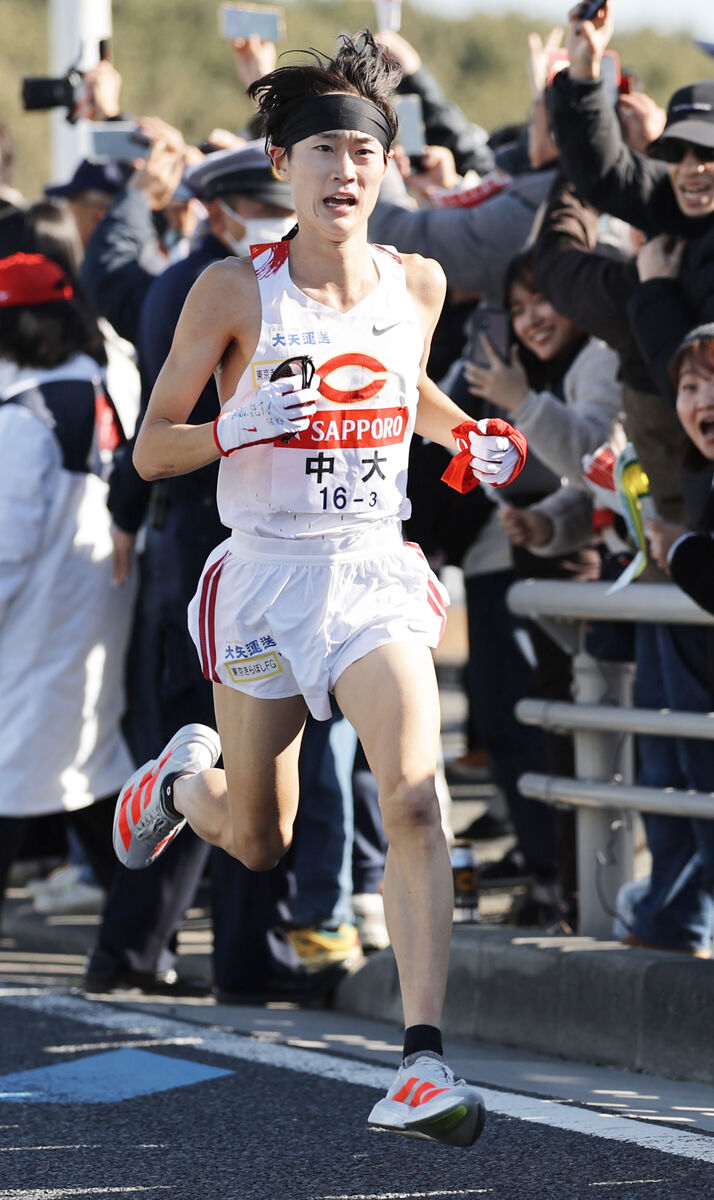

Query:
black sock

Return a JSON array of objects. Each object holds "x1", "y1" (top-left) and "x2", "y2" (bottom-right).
[
  {"x1": 403, "y1": 1024, "x2": 443, "y2": 1061},
  {"x1": 160, "y1": 771, "x2": 185, "y2": 819}
]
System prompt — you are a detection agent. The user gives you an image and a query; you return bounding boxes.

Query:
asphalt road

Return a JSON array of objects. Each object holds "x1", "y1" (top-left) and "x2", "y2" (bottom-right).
[{"x1": 1, "y1": 984, "x2": 713, "y2": 1200}]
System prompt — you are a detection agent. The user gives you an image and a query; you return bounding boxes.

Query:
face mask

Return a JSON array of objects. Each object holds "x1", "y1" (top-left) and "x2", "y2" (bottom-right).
[{"x1": 218, "y1": 201, "x2": 295, "y2": 255}]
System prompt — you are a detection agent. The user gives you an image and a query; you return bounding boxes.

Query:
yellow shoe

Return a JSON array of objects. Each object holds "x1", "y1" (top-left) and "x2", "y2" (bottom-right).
[{"x1": 286, "y1": 923, "x2": 361, "y2": 969}]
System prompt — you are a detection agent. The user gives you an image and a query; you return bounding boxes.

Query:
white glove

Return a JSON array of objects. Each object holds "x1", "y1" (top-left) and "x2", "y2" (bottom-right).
[
  {"x1": 468, "y1": 420, "x2": 520, "y2": 485},
  {"x1": 214, "y1": 377, "x2": 321, "y2": 453}
]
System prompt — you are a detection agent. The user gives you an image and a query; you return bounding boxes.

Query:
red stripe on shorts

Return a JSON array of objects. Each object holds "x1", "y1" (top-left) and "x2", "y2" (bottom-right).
[
  {"x1": 206, "y1": 555, "x2": 228, "y2": 683},
  {"x1": 427, "y1": 584, "x2": 448, "y2": 643},
  {"x1": 198, "y1": 552, "x2": 229, "y2": 681}
]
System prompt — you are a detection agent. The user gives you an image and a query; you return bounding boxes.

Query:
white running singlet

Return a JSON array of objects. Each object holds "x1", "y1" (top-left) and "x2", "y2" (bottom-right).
[{"x1": 215, "y1": 240, "x2": 424, "y2": 539}]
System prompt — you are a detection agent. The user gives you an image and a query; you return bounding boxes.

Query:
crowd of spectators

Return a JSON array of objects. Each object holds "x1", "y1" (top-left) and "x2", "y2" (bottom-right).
[{"x1": 3, "y1": 0, "x2": 714, "y2": 989}]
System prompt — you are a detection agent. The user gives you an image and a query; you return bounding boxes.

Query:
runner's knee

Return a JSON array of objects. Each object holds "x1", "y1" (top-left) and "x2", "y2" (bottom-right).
[
  {"x1": 380, "y1": 777, "x2": 440, "y2": 842},
  {"x1": 226, "y1": 825, "x2": 292, "y2": 871}
]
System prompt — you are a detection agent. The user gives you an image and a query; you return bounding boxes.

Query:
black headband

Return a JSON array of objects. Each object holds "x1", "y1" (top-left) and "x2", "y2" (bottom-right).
[{"x1": 273, "y1": 93, "x2": 393, "y2": 154}]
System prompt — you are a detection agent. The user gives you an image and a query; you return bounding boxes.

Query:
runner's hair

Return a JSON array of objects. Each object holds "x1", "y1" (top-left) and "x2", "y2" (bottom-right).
[{"x1": 248, "y1": 30, "x2": 401, "y2": 154}]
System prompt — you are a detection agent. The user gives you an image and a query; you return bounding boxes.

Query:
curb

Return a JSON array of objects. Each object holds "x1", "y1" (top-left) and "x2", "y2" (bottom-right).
[
  {"x1": 334, "y1": 925, "x2": 714, "y2": 1085},
  {"x1": 9, "y1": 897, "x2": 714, "y2": 1086}
]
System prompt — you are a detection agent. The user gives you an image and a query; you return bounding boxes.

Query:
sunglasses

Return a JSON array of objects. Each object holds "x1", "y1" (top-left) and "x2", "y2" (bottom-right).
[
  {"x1": 270, "y1": 355, "x2": 316, "y2": 443},
  {"x1": 270, "y1": 354, "x2": 315, "y2": 389},
  {"x1": 651, "y1": 138, "x2": 714, "y2": 165}
]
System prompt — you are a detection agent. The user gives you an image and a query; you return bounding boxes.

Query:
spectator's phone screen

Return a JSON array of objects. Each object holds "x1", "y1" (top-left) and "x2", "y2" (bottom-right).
[
  {"x1": 219, "y1": 3, "x2": 285, "y2": 42},
  {"x1": 88, "y1": 122, "x2": 150, "y2": 162},
  {"x1": 469, "y1": 306, "x2": 511, "y2": 368},
  {"x1": 393, "y1": 94, "x2": 426, "y2": 167},
  {"x1": 600, "y1": 51, "x2": 621, "y2": 109}
]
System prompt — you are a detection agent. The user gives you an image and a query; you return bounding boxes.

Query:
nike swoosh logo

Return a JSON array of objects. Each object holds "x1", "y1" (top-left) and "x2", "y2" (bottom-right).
[
  {"x1": 372, "y1": 322, "x2": 401, "y2": 336},
  {"x1": 244, "y1": 427, "x2": 258, "y2": 433}
]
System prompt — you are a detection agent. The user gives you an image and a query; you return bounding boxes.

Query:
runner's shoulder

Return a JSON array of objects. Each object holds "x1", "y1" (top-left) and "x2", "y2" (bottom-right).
[
  {"x1": 401, "y1": 253, "x2": 447, "y2": 312},
  {"x1": 184, "y1": 255, "x2": 259, "y2": 327},
  {"x1": 195, "y1": 255, "x2": 258, "y2": 299}
]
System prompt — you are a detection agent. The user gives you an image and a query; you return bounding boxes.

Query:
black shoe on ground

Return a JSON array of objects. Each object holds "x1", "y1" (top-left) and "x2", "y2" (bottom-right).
[
  {"x1": 507, "y1": 880, "x2": 576, "y2": 934},
  {"x1": 215, "y1": 961, "x2": 348, "y2": 1008},
  {"x1": 456, "y1": 812, "x2": 514, "y2": 841},
  {"x1": 83, "y1": 947, "x2": 211, "y2": 997},
  {"x1": 479, "y1": 848, "x2": 530, "y2": 887}
]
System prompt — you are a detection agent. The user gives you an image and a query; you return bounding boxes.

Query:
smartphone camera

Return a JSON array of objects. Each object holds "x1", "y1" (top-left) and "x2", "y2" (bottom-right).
[{"x1": 468, "y1": 306, "x2": 511, "y2": 369}]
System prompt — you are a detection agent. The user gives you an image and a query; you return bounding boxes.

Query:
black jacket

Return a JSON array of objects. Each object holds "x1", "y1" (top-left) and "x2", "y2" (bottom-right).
[
  {"x1": 108, "y1": 233, "x2": 229, "y2": 549},
  {"x1": 396, "y1": 65, "x2": 495, "y2": 178},
  {"x1": 531, "y1": 174, "x2": 650, "y2": 391},
  {"x1": 82, "y1": 188, "x2": 165, "y2": 345},
  {"x1": 548, "y1": 71, "x2": 714, "y2": 403},
  {"x1": 669, "y1": 488, "x2": 714, "y2": 616}
]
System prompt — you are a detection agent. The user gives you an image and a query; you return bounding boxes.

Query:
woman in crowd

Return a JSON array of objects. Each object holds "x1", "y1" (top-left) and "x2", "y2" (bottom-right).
[
  {"x1": 0, "y1": 252, "x2": 134, "y2": 923},
  {"x1": 461, "y1": 247, "x2": 621, "y2": 923},
  {"x1": 609, "y1": 324, "x2": 714, "y2": 958}
]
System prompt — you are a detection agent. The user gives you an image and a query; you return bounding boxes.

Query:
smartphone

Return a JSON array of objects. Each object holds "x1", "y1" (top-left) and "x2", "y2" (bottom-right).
[
  {"x1": 600, "y1": 50, "x2": 621, "y2": 109},
  {"x1": 392, "y1": 94, "x2": 426, "y2": 170},
  {"x1": 577, "y1": 0, "x2": 606, "y2": 21},
  {"x1": 469, "y1": 305, "x2": 511, "y2": 368},
  {"x1": 88, "y1": 122, "x2": 151, "y2": 163},
  {"x1": 218, "y1": 3, "x2": 285, "y2": 42}
]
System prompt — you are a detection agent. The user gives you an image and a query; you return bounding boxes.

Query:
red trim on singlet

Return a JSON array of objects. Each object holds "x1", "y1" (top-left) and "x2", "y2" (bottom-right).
[
  {"x1": 251, "y1": 241, "x2": 291, "y2": 278},
  {"x1": 373, "y1": 244, "x2": 403, "y2": 264}
]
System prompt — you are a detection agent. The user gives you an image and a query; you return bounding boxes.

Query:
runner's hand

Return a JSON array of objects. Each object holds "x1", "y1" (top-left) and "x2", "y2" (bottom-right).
[
  {"x1": 467, "y1": 420, "x2": 522, "y2": 485},
  {"x1": 213, "y1": 378, "x2": 321, "y2": 453}
]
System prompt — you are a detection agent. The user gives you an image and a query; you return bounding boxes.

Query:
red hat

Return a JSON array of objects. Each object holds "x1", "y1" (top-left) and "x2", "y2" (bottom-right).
[{"x1": 0, "y1": 253, "x2": 74, "y2": 308}]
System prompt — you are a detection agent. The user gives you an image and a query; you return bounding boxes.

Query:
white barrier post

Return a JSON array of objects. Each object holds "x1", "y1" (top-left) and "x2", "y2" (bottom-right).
[
  {"x1": 570, "y1": 652, "x2": 636, "y2": 937},
  {"x1": 48, "y1": 0, "x2": 113, "y2": 184}
]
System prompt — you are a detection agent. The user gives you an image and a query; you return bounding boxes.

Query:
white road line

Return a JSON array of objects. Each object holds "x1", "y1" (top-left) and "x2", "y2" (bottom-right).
[
  {"x1": 0, "y1": 1191, "x2": 169, "y2": 1198},
  {"x1": 2, "y1": 991, "x2": 714, "y2": 1166},
  {"x1": 316, "y1": 1192, "x2": 492, "y2": 1198}
]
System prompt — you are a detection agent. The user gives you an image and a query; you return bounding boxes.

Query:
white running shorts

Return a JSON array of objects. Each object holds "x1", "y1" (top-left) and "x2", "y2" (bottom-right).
[{"x1": 187, "y1": 526, "x2": 449, "y2": 720}]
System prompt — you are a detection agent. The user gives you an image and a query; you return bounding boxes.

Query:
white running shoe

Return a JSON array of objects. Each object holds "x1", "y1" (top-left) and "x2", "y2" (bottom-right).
[
  {"x1": 25, "y1": 863, "x2": 81, "y2": 898},
  {"x1": 34, "y1": 878, "x2": 105, "y2": 915},
  {"x1": 368, "y1": 1051, "x2": 486, "y2": 1147},
  {"x1": 352, "y1": 892, "x2": 390, "y2": 952},
  {"x1": 113, "y1": 724, "x2": 221, "y2": 869}
]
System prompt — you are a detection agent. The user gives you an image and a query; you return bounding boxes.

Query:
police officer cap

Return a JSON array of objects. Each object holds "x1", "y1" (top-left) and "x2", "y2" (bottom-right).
[{"x1": 186, "y1": 141, "x2": 293, "y2": 208}]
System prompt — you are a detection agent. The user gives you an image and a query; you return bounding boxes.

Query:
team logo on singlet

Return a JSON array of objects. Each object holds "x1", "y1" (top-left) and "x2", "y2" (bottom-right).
[{"x1": 316, "y1": 353, "x2": 388, "y2": 404}]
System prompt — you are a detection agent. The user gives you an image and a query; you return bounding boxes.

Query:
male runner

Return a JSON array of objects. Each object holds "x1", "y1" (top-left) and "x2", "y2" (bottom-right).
[{"x1": 114, "y1": 31, "x2": 526, "y2": 1147}]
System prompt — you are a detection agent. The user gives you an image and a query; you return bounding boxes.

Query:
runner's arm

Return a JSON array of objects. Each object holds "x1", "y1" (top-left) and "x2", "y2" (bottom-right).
[
  {"x1": 133, "y1": 261, "x2": 254, "y2": 480},
  {"x1": 406, "y1": 256, "x2": 472, "y2": 448}
]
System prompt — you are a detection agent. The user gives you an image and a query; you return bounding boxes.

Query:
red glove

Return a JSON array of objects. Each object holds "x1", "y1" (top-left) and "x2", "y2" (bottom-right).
[{"x1": 441, "y1": 418, "x2": 528, "y2": 494}]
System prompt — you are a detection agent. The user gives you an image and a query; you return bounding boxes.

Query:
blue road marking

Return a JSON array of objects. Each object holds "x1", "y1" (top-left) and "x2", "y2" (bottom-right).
[{"x1": 0, "y1": 1048, "x2": 232, "y2": 1103}]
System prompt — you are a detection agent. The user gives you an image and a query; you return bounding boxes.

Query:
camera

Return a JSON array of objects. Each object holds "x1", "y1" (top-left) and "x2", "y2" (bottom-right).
[
  {"x1": 21, "y1": 40, "x2": 111, "y2": 124},
  {"x1": 21, "y1": 68, "x2": 86, "y2": 122}
]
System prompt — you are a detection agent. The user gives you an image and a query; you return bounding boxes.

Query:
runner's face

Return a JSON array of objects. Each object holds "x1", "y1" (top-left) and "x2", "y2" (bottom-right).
[
  {"x1": 272, "y1": 126, "x2": 389, "y2": 238},
  {"x1": 676, "y1": 352, "x2": 714, "y2": 459}
]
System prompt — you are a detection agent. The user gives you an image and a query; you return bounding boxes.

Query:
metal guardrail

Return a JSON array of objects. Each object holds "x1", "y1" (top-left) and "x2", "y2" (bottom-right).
[
  {"x1": 517, "y1": 698, "x2": 714, "y2": 744},
  {"x1": 519, "y1": 773, "x2": 714, "y2": 822},
  {"x1": 508, "y1": 579, "x2": 714, "y2": 627},
  {"x1": 506, "y1": 580, "x2": 714, "y2": 938}
]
